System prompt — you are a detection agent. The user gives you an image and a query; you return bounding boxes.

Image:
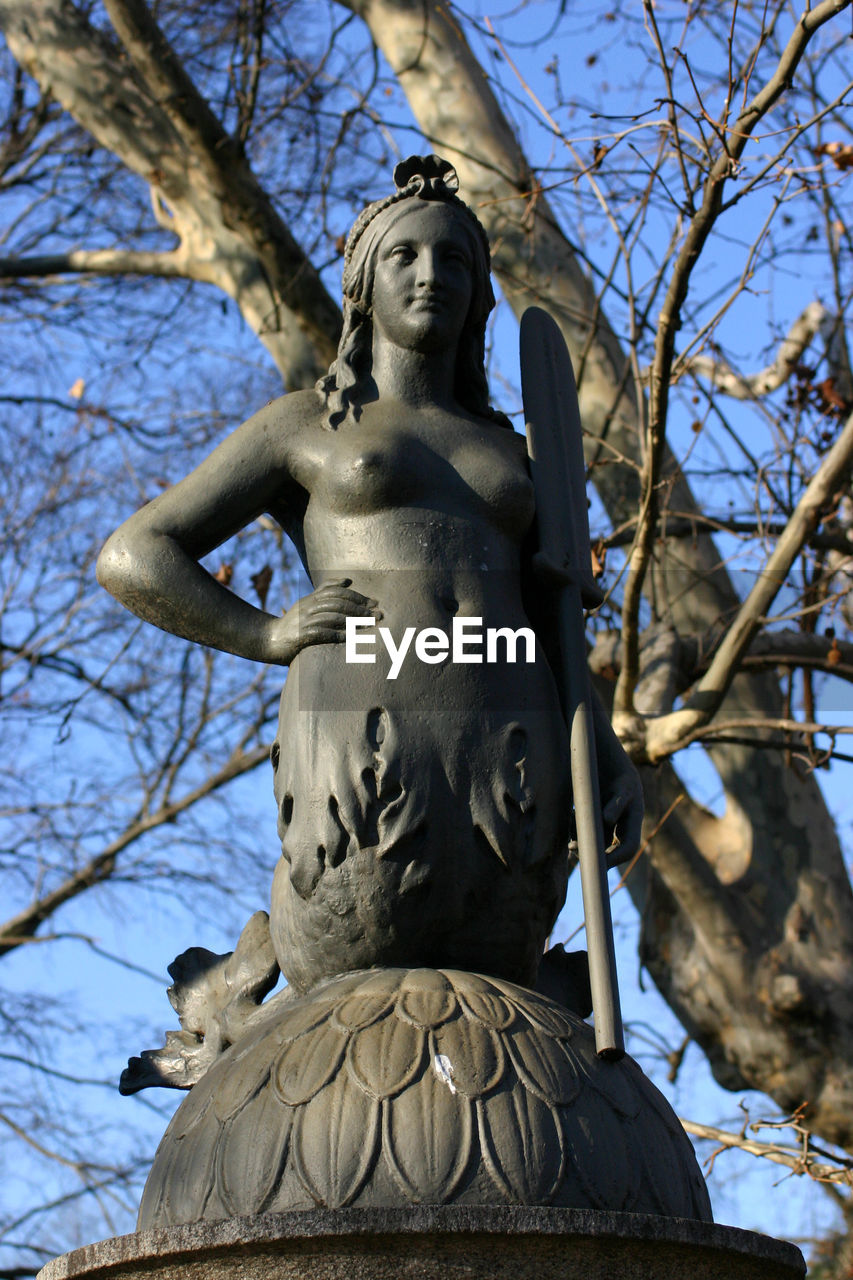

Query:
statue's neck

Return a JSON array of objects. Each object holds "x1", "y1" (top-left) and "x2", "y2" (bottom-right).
[{"x1": 369, "y1": 340, "x2": 457, "y2": 411}]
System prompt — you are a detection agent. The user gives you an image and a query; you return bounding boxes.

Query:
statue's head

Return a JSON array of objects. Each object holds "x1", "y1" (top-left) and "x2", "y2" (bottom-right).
[{"x1": 318, "y1": 155, "x2": 508, "y2": 429}]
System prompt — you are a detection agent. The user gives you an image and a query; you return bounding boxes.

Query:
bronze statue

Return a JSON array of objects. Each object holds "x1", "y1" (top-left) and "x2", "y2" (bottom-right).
[
  {"x1": 95, "y1": 158, "x2": 715, "y2": 1229},
  {"x1": 98, "y1": 155, "x2": 640, "y2": 998}
]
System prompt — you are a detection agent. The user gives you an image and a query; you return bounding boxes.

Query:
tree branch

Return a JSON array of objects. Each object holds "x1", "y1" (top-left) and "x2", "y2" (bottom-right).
[
  {"x1": 591, "y1": 625, "x2": 853, "y2": 690},
  {"x1": 663, "y1": 301, "x2": 830, "y2": 399},
  {"x1": 645, "y1": 408, "x2": 853, "y2": 760},
  {"x1": 101, "y1": 0, "x2": 341, "y2": 364},
  {"x1": 0, "y1": 640, "x2": 138, "y2": 712},
  {"x1": 0, "y1": 742, "x2": 270, "y2": 958},
  {"x1": 685, "y1": 716, "x2": 853, "y2": 744},
  {"x1": 602, "y1": 511, "x2": 853, "y2": 557},
  {"x1": 681, "y1": 1117, "x2": 853, "y2": 1185},
  {"x1": 614, "y1": 0, "x2": 850, "y2": 723},
  {"x1": 0, "y1": 0, "x2": 341, "y2": 385},
  {"x1": 0, "y1": 247, "x2": 190, "y2": 281}
]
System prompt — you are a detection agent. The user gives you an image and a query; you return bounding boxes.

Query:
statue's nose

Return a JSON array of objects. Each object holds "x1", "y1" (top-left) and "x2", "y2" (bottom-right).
[{"x1": 416, "y1": 249, "x2": 438, "y2": 288}]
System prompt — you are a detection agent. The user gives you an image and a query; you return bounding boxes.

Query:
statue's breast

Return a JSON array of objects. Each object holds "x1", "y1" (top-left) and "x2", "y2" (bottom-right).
[{"x1": 312, "y1": 419, "x2": 535, "y2": 537}]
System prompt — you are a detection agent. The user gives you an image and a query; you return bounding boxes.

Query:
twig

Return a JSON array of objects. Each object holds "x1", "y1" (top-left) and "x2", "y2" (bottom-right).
[
  {"x1": 681, "y1": 1116, "x2": 853, "y2": 1185},
  {"x1": 645, "y1": 407, "x2": 853, "y2": 761},
  {"x1": 0, "y1": 742, "x2": 270, "y2": 957},
  {"x1": 663, "y1": 302, "x2": 830, "y2": 398},
  {"x1": 614, "y1": 0, "x2": 851, "y2": 725}
]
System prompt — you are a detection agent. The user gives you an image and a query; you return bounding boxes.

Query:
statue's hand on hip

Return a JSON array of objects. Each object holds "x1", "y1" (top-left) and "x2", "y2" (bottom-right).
[{"x1": 268, "y1": 579, "x2": 379, "y2": 666}]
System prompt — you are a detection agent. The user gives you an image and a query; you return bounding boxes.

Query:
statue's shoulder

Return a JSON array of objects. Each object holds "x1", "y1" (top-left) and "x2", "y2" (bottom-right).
[
  {"x1": 234, "y1": 388, "x2": 326, "y2": 470},
  {"x1": 245, "y1": 387, "x2": 324, "y2": 436}
]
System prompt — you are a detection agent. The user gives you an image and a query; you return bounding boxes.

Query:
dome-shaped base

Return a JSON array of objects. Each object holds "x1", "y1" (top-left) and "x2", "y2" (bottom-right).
[{"x1": 140, "y1": 968, "x2": 712, "y2": 1228}]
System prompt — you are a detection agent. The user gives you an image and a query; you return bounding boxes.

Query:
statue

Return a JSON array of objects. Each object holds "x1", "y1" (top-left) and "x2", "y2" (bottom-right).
[
  {"x1": 96, "y1": 156, "x2": 711, "y2": 1227},
  {"x1": 98, "y1": 154, "x2": 640, "y2": 992}
]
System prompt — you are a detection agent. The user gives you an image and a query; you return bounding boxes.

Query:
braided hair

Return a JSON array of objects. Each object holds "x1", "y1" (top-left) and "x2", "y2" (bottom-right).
[{"x1": 317, "y1": 155, "x2": 511, "y2": 431}]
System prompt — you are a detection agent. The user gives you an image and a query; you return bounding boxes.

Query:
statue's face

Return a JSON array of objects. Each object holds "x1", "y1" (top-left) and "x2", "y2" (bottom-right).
[{"x1": 369, "y1": 203, "x2": 475, "y2": 354}]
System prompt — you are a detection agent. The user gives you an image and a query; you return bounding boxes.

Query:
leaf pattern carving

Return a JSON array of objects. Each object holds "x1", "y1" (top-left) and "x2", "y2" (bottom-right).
[
  {"x1": 395, "y1": 968, "x2": 456, "y2": 1028},
  {"x1": 215, "y1": 1075, "x2": 292, "y2": 1217},
  {"x1": 346, "y1": 1010, "x2": 426, "y2": 1100},
  {"x1": 292, "y1": 1070, "x2": 380, "y2": 1208},
  {"x1": 430, "y1": 1016, "x2": 505, "y2": 1099},
  {"x1": 477, "y1": 1086, "x2": 565, "y2": 1204},
  {"x1": 331, "y1": 970, "x2": 397, "y2": 1031},
  {"x1": 137, "y1": 966, "x2": 713, "y2": 1229},
  {"x1": 384, "y1": 1066, "x2": 474, "y2": 1202},
  {"x1": 274, "y1": 1019, "x2": 347, "y2": 1105},
  {"x1": 505, "y1": 1024, "x2": 580, "y2": 1106},
  {"x1": 560, "y1": 1086, "x2": 637, "y2": 1210},
  {"x1": 450, "y1": 971, "x2": 516, "y2": 1030}
]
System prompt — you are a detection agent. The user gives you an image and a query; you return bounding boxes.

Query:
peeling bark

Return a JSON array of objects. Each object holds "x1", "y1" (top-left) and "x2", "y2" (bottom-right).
[{"x1": 635, "y1": 760, "x2": 853, "y2": 1149}]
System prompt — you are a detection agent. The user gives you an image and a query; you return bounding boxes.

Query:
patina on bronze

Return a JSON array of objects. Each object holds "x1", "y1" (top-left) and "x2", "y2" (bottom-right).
[
  {"x1": 98, "y1": 154, "x2": 642, "y2": 1010},
  {"x1": 87, "y1": 158, "x2": 767, "y2": 1259}
]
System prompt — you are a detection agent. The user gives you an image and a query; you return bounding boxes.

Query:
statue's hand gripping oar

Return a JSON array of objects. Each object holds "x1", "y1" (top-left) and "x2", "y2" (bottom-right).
[{"x1": 521, "y1": 305, "x2": 624, "y2": 1060}]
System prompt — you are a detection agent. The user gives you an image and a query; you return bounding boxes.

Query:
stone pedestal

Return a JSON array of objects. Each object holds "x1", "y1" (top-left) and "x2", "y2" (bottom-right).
[{"x1": 37, "y1": 1207, "x2": 805, "y2": 1280}]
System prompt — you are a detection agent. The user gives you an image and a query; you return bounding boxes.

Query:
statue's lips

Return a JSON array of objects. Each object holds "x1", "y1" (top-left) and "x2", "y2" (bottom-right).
[{"x1": 407, "y1": 294, "x2": 448, "y2": 311}]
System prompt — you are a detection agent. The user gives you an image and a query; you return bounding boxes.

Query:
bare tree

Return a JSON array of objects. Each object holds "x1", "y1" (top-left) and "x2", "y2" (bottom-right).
[{"x1": 1, "y1": 0, "x2": 852, "y2": 1267}]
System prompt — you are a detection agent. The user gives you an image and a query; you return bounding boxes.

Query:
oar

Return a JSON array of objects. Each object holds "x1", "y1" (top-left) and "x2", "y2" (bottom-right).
[{"x1": 520, "y1": 305, "x2": 624, "y2": 1059}]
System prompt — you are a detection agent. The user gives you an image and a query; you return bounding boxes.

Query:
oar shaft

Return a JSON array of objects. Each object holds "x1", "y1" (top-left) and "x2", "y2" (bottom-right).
[
  {"x1": 521, "y1": 304, "x2": 625, "y2": 1060},
  {"x1": 559, "y1": 588, "x2": 624, "y2": 1059}
]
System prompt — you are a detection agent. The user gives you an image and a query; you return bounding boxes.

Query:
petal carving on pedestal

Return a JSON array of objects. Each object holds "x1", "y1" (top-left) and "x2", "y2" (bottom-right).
[
  {"x1": 275, "y1": 991, "x2": 339, "y2": 1043},
  {"x1": 477, "y1": 1085, "x2": 565, "y2": 1204},
  {"x1": 346, "y1": 1009, "x2": 426, "y2": 1100},
  {"x1": 145, "y1": 1096, "x2": 223, "y2": 1225},
  {"x1": 505, "y1": 1025, "x2": 581, "y2": 1106},
  {"x1": 292, "y1": 1069, "x2": 381, "y2": 1208},
  {"x1": 137, "y1": 968, "x2": 714, "y2": 1226},
  {"x1": 584, "y1": 1051, "x2": 644, "y2": 1120},
  {"x1": 274, "y1": 1019, "x2": 347, "y2": 1105},
  {"x1": 450, "y1": 971, "x2": 516, "y2": 1031},
  {"x1": 331, "y1": 970, "x2": 398, "y2": 1031},
  {"x1": 559, "y1": 1088, "x2": 636, "y2": 1210},
  {"x1": 215, "y1": 1076, "x2": 292, "y2": 1216},
  {"x1": 212, "y1": 1036, "x2": 278, "y2": 1123},
  {"x1": 396, "y1": 969, "x2": 456, "y2": 1028},
  {"x1": 493, "y1": 980, "x2": 573, "y2": 1038},
  {"x1": 384, "y1": 1062, "x2": 474, "y2": 1202},
  {"x1": 430, "y1": 1017, "x2": 506, "y2": 1099}
]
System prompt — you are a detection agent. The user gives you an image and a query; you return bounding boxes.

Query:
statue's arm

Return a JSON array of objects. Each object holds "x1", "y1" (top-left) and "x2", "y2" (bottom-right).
[{"x1": 96, "y1": 394, "x2": 373, "y2": 665}]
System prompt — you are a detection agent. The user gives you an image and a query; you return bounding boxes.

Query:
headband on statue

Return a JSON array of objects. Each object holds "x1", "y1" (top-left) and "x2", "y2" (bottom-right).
[{"x1": 343, "y1": 154, "x2": 490, "y2": 276}]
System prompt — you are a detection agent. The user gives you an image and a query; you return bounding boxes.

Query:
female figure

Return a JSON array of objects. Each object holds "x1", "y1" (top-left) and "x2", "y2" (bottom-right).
[{"x1": 98, "y1": 156, "x2": 640, "y2": 996}]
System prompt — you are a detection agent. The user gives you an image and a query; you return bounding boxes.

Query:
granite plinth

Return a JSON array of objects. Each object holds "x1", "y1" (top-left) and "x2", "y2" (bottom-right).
[{"x1": 37, "y1": 1207, "x2": 805, "y2": 1280}]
